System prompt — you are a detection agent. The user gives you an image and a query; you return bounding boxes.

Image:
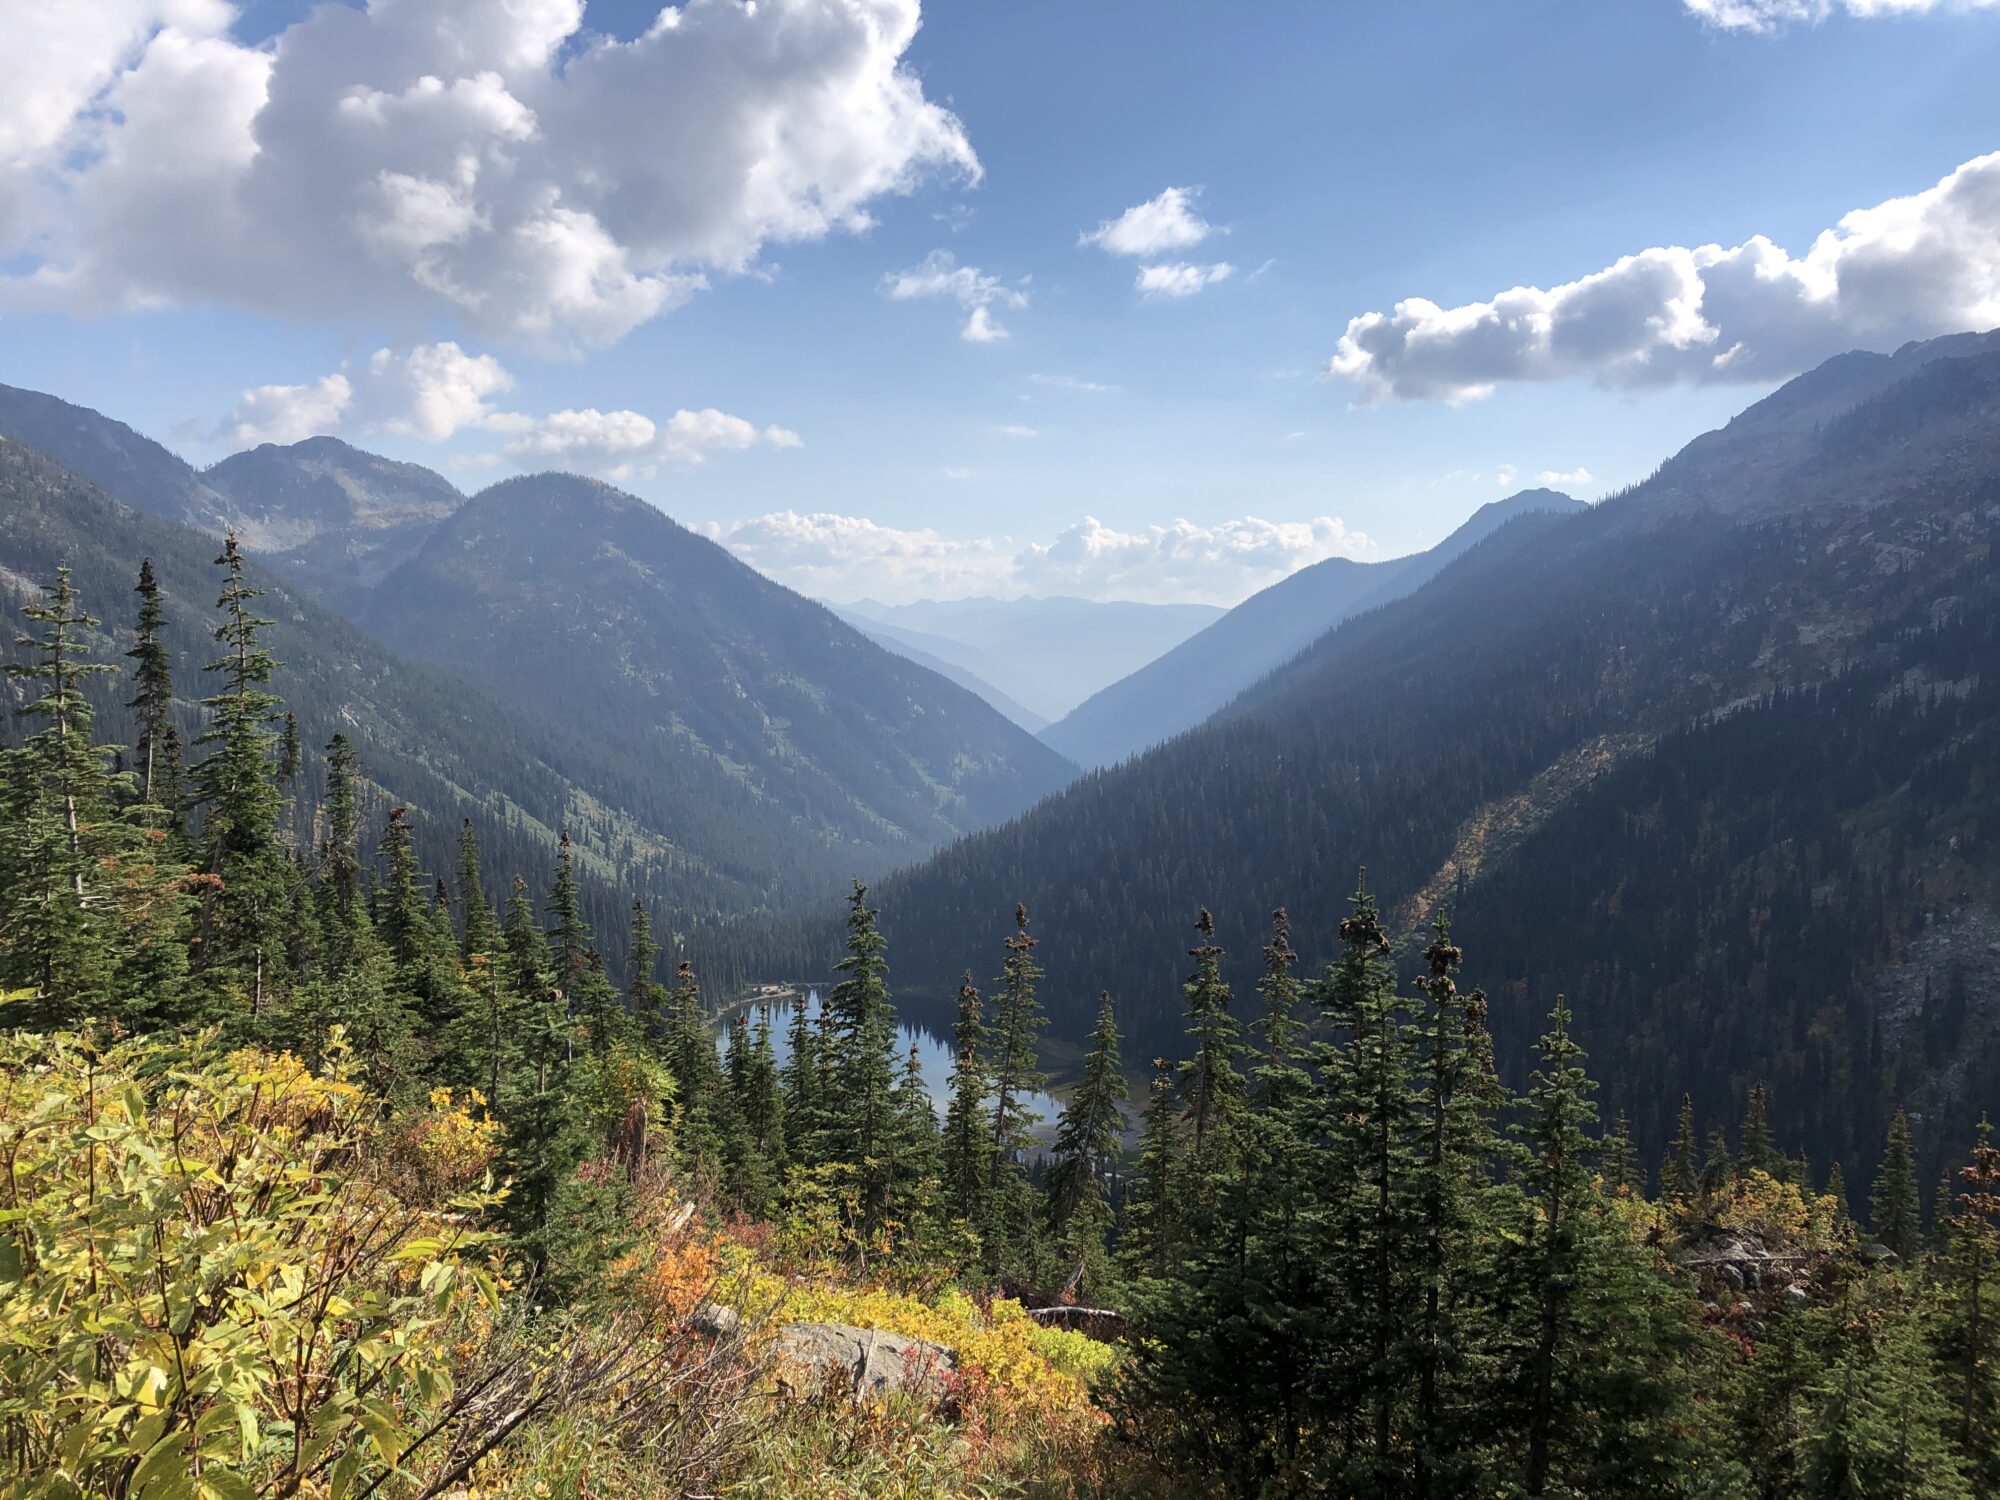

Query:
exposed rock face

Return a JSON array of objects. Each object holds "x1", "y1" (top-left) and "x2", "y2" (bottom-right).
[{"x1": 774, "y1": 1322, "x2": 955, "y2": 1400}]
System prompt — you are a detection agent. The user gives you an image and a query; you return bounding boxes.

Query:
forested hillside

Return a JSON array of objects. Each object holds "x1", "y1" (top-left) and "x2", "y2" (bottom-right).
[
  {"x1": 1042, "y1": 487, "x2": 1584, "y2": 767},
  {"x1": 0, "y1": 390, "x2": 1077, "y2": 931},
  {"x1": 867, "y1": 338, "x2": 2000, "y2": 1194}
]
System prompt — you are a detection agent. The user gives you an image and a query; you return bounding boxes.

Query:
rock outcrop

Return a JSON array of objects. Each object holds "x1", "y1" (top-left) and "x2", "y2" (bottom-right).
[{"x1": 774, "y1": 1322, "x2": 955, "y2": 1400}]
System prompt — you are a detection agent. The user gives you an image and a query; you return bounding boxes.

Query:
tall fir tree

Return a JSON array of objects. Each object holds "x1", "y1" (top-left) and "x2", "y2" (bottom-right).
[
  {"x1": 626, "y1": 898, "x2": 669, "y2": 1042},
  {"x1": 124, "y1": 558, "x2": 174, "y2": 809},
  {"x1": 781, "y1": 990, "x2": 825, "y2": 1165},
  {"x1": 1740, "y1": 1082, "x2": 1781, "y2": 1180},
  {"x1": 821, "y1": 882, "x2": 901, "y2": 1231},
  {"x1": 456, "y1": 818, "x2": 503, "y2": 962},
  {"x1": 941, "y1": 971, "x2": 992, "y2": 1228},
  {"x1": 984, "y1": 902, "x2": 1048, "y2": 1280},
  {"x1": 192, "y1": 533, "x2": 289, "y2": 1015},
  {"x1": 1873, "y1": 1110, "x2": 1922, "y2": 1261},
  {"x1": 1662, "y1": 1094, "x2": 1700, "y2": 1203},
  {"x1": 1043, "y1": 991, "x2": 1127, "y2": 1303}
]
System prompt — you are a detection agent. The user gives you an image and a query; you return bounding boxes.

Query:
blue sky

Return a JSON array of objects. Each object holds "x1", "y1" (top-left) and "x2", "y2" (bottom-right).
[{"x1": 2, "y1": 0, "x2": 1998, "y2": 603}]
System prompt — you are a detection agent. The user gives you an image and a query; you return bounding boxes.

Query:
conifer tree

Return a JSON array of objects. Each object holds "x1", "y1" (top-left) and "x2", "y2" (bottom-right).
[
  {"x1": 1827, "y1": 1160, "x2": 1853, "y2": 1226},
  {"x1": 375, "y1": 805, "x2": 452, "y2": 1029},
  {"x1": 456, "y1": 819, "x2": 503, "y2": 962},
  {"x1": 941, "y1": 971, "x2": 992, "y2": 1228},
  {"x1": 0, "y1": 567, "x2": 121, "y2": 1018},
  {"x1": 821, "y1": 883, "x2": 901, "y2": 1231},
  {"x1": 782, "y1": 992, "x2": 825, "y2": 1165},
  {"x1": 1176, "y1": 908, "x2": 1246, "y2": 1203},
  {"x1": 1934, "y1": 1121, "x2": 2000, "y2": 1497},
  {"x1": 192, "y1": 533, "x2": 289, "y2": 1013},
  {"x1": 1702, "y1": 1126, "x2": 1735, "y2": 1203},
  {"x1": 1873, "y1": 1110, "x2": 1922, "y2": 1260},
  {"x1": 1121, "y1": 1057, "x2": 1181, "y2": 1280},
  {"x1": 1662, "y1": 1094, "x2": 1699, "y2": 1203},
  {"x1": 278, "y1": 710, "x2": 302, "y2": 785},
  {"x1": 1740, "y1": 1082, "x2": 1781, "y2": 1180},
  {"x1": 889, "y1": 1040, "x2": 941, "y2": 1226},
  {"x1": 664, "y1": 960, "x2": 725, "y2": 1177},
  {"x1": 1603, "y1": 1112, "x2": 1643, "y2": 1196},
  {"x1": 626, "y1": 898, "x2": 669, "y2": 1042},
  {"x1": 318, "y1": 735, "x2": 368, "y2": 963},
  {"x1": 1043, "y1": 991, "x2": 1127, "y2": 1303},
  {"x1": 984, "y1": 902, "x2": 1049, "y2": 1280},
  {"x1": 125, "y1": 558, "x2": 174, "y2": 808}
]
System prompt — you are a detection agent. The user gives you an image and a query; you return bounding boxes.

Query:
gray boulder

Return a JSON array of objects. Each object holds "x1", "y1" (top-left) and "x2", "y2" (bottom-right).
[{"x1": 775, "y1": 1321, "x2": 956, "y2": 1400}]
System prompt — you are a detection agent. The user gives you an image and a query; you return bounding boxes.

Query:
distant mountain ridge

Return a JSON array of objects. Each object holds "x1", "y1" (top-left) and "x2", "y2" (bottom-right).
[
  {"x1": 1041, "y1": 487, "x2": 1586, "y2": 767},
  {"x1": 864, "y1": 333, "x2": 2000, "y2": 1195},
  {"x1": 0, "y1": 388, "x2": 1077, "y2": 918},
  {"x1": 840, "y1": 594, "x2": 1223, "y2": 724},
  {"x1": 830, "y1": 609, "x2": 1051, "y2": 732}
]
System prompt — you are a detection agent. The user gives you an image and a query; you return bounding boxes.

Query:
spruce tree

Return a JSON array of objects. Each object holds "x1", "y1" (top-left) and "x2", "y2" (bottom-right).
[
  {"x1": 1176, "y1": 908, "x2": 1246, "y2": 1203},
  {"x1": 821, "y1": 882, "x2": 901, "y2": 1232},
  {"x1": 1121, "y1": 1056, "x2": 1181, "y2": 1281},
  {"x1": 781, "y1": 991, "x2": 825, "y2": 1165},
  {"x1": 665, "y1": 960, "x2": 725, "y2": 1179},
  {"x1": 984, "y1": 902, "x2": 1049, "y2": 1281},
  {"x1": 125, "y1": 558, "x2": 174, "y2": 808},
  {"x1": 1873, "y1": 1110, "x2": 1922, "y2": 1260},
  {"x1": 1662, "y1": 1094, "x2": 1699, "y2": 1203},
  {"x1": 192, "y1": 533, "x2": 289, "y2": 1014},
  {"x1": 1043, "y1": 991, "x2": 1127, "y2": 1303},
  {"x1": 626, "y1": 898, "x2": 669, "y2": 1042},
  {"x1": 1702, "y1": 1126, "x2": 1735, "y2": 1204},
  {"x1": 888, "y1": 1040, "x2": 941, "y2": 1228},
  {"x1": 941, "y1": 971, "x2": 992, "y2": 1228},
  {"x1": 1934, "y1": 1121, "x2": 2000, "y2": 1497},
  {"x1": 0, "y1": 567, "x2": 121, "y2": 1019},
  {"x1": 1603, "y1": 1111, "x2": 1643, "y2": 1196},
  {"x1": 1739, "y1": 1082, "x2": 1781, "y2": 1180},
  {"x1": 456, "y1": 818, "x2": 503, "y2": 962}
]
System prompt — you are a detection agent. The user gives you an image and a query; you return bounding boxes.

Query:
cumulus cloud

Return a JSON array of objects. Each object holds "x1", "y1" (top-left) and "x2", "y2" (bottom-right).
[
  {"x1": 884, "y1": 248, "x2": 1027, "y2": 341},
  {"x1": 1328, "y1": 150, "x2": 2000, "y2": 403},
  {"x1": 1, "y1": 0, "x2": 977, "y2": 349},
  {"x1": 1685, "y1": 0, "x2": 2000, "y2": 31},
  {"x1": 1537, "y1": 466, "x2": 1594, "y2": 487},
  {"x1": 1081, "y1": 186, "x2": 1215, "y2": 257},
  {"x1": 704, "y1": 509, "x2": 1374, "y2": 605},
  {"x1": 1137, "y1": 261, "x2": 1235, "y2": 299},
  {"x1": 1000, "y1": 424, "x2": 1039, "y2": 438},
  {"x1": 219, "y1": 341, "x2": 794, "y2": 477}
]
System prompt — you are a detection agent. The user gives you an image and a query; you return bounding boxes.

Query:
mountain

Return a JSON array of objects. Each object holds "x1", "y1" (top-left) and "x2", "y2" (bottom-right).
[
  {"x1": 202, "y1": 437, "x2": 464, "y2": 609},
  {"x1": 0, "y1": 434, "x2": 742, "y2": 975},
  {"x1": 831, "y1": 609, "x2": 1051, "y2": 732},
  {"x1": 0, "y1": 389, "x2": 1076, "y2": 926},
  {"x1": 864, "y1": 335, "x2": 2000, "y2": 1193},
  {"x1": 1040, "y1": 488, "x2": 1586, "y2": 767},
  {"x1": 839, "y1": 595, "x2": 1223, "y2": 723},
  {"x1": 355, "y1": 473, "x2": 1077, "y2": 886}
]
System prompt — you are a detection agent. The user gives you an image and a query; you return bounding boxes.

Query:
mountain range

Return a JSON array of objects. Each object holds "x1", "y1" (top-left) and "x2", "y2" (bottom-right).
[
  {"x1": 865, "y1": 331, "x2": 2000, "y2": 1197},
  {"x1": 0, "y1": 386, "x2": 1075, "y2": 950},
  {"x1": 837, "y1": 594, "x2": 1223, "y2": 727},
  {"x1": 1040, "y1": 487, "x2": 1586, "y2": 768}
]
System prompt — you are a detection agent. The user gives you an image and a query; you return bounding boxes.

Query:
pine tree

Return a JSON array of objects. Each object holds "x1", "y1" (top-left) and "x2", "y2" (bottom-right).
[
  {"x1": 1872, "y1": 1110, "x2": 1922, "y2": 1261},
  {"x1": 626, "y1": 898, "x2": 669, "y2": 1042},
  {"x1": 1043, "y1": 991, "x2": 1127, "y2": 1303},
  {"x1": 984, "y1": 902, "x2": 1048, "y2": 1280},
  {"x1": 0, "y1": 567, "x2": 121, "y2": 1019},
  {"x1": 124, "y1": 558, "x2": 174, "y2": 808},
  {"x1": 1662, "y1": 1094, "x2": 1699, "y2": 1204},
  {"x1": 782, "y1": 991, "x2": 825, "y2": 1165},
  {"x1": 732, "y1": 1003, "x2": 787, "y2": 1212},
  {"x1": 277, "y1": 711, "x2": 302, "y2": 785},
  {"x1": 1739, "y1": 1082, "x2": 1781, "y2": 1180},
  {"x1": 192, "y1": 533, "x2": 289, "y2": 1014},
  {"x1": 373, "y1": 805, "x2": 457, "y2": 1036},
  {"x1": 888, "y1": 1041, "x2": 941, "y2": 1228},
  {"x1": 1827, "y1": 1160, "x2": 1853, "y2": 1226},
  {"x1": 456, "y1": 818, "x2": 503, "y2": 962},
  {"x1": 1121, "y1": 1057, "x2": 1181, "y2": 1280},
  {"x1": 318, "y1": 735, "x2": 368, "y2": 964},
  {"x1": 665, "y1": 960, "x2": 725, "y2": 1179},
  {"x1": 1176, "y1": 908, "x2": 1246, "y2": 1204},
  {"x1": 941, "y1": 971, "x2": 992, "y2": 1228},
  {"x1": 821, "y1": 882, "x2": 901, "y2": 1232},
  {"x1": 1702, "y1": 1126, "x2": 1735, "y2": 1204},
  {"x1": 1934, "y1": 1120, "x2": 2000, "y2": 1497},
  {"x1": 1603, "y1": 1112, "x2": 1643, "y2": 1196}
]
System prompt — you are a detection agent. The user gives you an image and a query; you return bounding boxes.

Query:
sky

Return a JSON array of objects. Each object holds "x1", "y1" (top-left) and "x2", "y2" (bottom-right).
[{"x1": 2, "y1": 0, "x2": 1999, "y2": 606}]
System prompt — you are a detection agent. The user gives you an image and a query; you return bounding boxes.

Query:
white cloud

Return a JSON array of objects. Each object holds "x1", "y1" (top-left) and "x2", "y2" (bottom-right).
[
  {"x1": 1000, "y1": 424, "x2": 1038, "y2": 438},
  {"x1": 220, "y1": 341, "x2": 794, "y2": 476},
  {"x1": 1081, "y1": 186, "x2": 1215, "y2": 257},
  {"x1": 943, "y1": 466, "x2": 975, "y2": 480},
  {"x1": 1, "y1": 0, "x2": 977, "y2": 350},
  {"x1": 1537, "y1": 466, "x2": 1594, "y2": 487},
  {"x1": 1329, "y1": 149, "x2": 2000, "y2": 404},
  {"x1": 223, "y1": 373, "x2": 354, "y2": 446},
  {"x1": 961, "y1": 305, "x2": 1009, "y2": 342},
  {"x1": 1685, "y1": 0, "x2": 2000, "y2": 31},
  {"x1": 1030, "y1": 372, "x2": 1117, "y2": 393},
  {"x1": 1136, "y1": 261, "x2": 1235, "y2": 299},
  {"x1": 704, "y1": 509, "x2": 1375, "y2": 605},
  {"x1": 884, "y1": 248, "x2": 1027, "y2": 341},
  {"x1": 1494, "y1": 465, "x2": 1519, "y2": 488}
]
